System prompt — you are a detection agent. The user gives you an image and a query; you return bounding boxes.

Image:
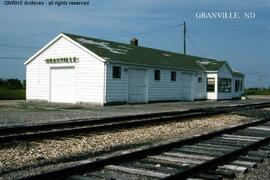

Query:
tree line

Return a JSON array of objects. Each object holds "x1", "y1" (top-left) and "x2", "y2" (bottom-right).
[{"x1": 0, "y1": 78, "x2": 26, "y2": 89}]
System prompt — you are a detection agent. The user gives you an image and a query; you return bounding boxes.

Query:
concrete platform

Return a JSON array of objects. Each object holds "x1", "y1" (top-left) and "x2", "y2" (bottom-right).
[{"x1": 0, "y1": 95, "x2": 270, "y2": 127}]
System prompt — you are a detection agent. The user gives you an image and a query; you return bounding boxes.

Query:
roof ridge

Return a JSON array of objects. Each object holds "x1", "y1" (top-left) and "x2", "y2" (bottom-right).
[{"x1": 63, "y1": 32, "x2": 222, "y2": 62}]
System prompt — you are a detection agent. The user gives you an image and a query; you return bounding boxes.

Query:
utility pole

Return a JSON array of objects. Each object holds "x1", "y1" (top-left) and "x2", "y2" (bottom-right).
[
  {"x1": 183, "y1": 21, "x2": 186, "y2": 55},
  {"x1": 258, "y1": 72, "x2": 263, "y2": 91}
]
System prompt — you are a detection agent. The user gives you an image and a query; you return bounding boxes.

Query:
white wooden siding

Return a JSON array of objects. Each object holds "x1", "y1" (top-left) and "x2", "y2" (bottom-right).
[
  {"x1": 193, "y1": 73, "x2": 207, "y2": 100},
  {"x1": 106, "y1": 63, "x2": 207, "y2": 103},
  {"x1": 232, "y1": 76, "x2": 244, "y2": 98},
  {"x1": 106, "y1": 63, "x2": 128, "y2": 103},
  {"x1": 148, "y1": 69, "x2": 181, "y2": 101},
  {"x1": 26, "y1": 36, "x2": 105, "y2": 104},
  {"x1": 181, "y1": 73, "x2": 193, "y2": 101}
]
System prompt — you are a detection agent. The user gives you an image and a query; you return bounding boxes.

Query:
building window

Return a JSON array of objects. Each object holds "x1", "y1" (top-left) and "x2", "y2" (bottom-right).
[
  {"x1": 196, "y1": 73, "x2": 202, "y2": 83},
  {"x1": 154, "y1": 70, "x2": 160, "y2": 80},
  {"x1": 235, "y1": 80, "x2": 240, "y2": 92},
  {"x1": 207, "y1": 78, "x2": 215, "y2": 92},
  {"x1": 218, "y1": 78, "x2": 231, "y2": 93},
  {"x1": 171, "y1": 71, "x2": 176, "y2": 81},
  {"x1": 240, "y1": 81, "x2": 243, "y2": 91},
  {"x1": 112, "y1": 66, "x2": 121, "y2": 79}
]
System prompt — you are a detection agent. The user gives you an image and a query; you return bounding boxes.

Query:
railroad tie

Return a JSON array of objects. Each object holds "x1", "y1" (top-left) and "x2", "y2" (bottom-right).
[{"x1": 105, "y1": 165, "x2": 170, "y2": 178}]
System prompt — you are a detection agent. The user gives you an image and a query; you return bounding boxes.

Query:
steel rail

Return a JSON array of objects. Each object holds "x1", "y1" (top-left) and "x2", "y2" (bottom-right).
[
  {"x1": 20, "y1": 116, "x2": 270, "y2": 180},
  {"x1": 1, "y1": 102, "x2": 269, "y2": 144},
  {"x1": 1, "y1": 101, "x2": 270, "y2": 134}
]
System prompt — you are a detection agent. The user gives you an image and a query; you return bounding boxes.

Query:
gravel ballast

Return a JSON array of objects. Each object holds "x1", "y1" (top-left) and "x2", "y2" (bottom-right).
[
  {"x1": 237, "y1": 158, "x2": 270, "y2": 180},
  {"x1": 1, "y1": 98, "x2": 269, "y2": 127},
  {"x1": 0, "y1": 114, "x2": 249, "y2": 178}
]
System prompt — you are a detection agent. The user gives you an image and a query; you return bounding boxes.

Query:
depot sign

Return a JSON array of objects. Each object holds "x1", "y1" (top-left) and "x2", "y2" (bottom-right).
[{"x1": 45, "y1": 57, "x2": 79, "y2": 64}]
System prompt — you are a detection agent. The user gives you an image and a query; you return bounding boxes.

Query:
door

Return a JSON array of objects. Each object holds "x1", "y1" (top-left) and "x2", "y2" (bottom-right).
[
  {"x1": 181, "y1": 72, "x2": 193, "y2": 101},
  {"x1": 128, "y1": 68, "x2": 147, "y2": 103},
  {"x1": 50, "y1": 67, "x2": 75, "y2": 103}
]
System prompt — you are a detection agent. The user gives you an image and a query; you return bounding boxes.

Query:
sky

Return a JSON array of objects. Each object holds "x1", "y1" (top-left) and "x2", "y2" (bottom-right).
[{"x1": 0, "y1": 0, "x2": 269, "y2": 88}]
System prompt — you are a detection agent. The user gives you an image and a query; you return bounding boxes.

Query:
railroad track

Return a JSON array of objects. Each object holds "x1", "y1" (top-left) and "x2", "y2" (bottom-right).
[
  {"x1": 0, "y1": 102, "x2": 270, "y2": 143},
  {"x1": 22, "y1": 116, "x2": 270, "y2": 180}
]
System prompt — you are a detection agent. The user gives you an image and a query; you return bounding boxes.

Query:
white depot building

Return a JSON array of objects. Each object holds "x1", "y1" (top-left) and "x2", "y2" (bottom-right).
[{"x1": 24, "y1": 33, "x2": 244, "y2": 105}]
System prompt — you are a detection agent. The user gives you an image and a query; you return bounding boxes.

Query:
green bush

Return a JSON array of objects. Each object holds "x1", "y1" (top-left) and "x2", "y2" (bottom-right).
[
  {"x1": 0, "y1": 88, "x2": 26, "y2": 100},
  {"x1": 0, "y1": 78, "x2": 23, "y2": 89}
]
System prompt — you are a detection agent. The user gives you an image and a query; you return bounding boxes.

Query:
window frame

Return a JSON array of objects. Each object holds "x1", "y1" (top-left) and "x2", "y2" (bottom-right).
[
  {"x1": 235, "y1": 80, "x2": 240, "y2": 92},
  {"x1": 218, "y1": 78, "x2": 232, "y2": 93},
  {"x1": 171, "y1": 71, "x2": 176, "y2": 81},
  {"x1": 240, "y1": 81, "x2": 243, "y2": 92},
  {"x1": 207, "y1": 78, "x2": 215, "y2": 92},
  {"x1": 112, "y1": 66, "x2": 121, "y2": 79},
  {"x1": 154, "y1": 70, "x2": 160, "y2": 80},
  {"x1": 198, "y1": 77, "x2": 202, "y2": 83}
]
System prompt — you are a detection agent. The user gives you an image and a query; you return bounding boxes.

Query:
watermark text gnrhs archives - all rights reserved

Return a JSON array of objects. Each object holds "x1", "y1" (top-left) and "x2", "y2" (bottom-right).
[
  {"x1": 195, "y1": 12, "x2": 256, "y2": 19},
  {"x1": 3, "y1": 0, "x2": 90, "y2": 6}
]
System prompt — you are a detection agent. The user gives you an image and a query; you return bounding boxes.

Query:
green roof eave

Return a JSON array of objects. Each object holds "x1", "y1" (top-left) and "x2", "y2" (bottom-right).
[
  {"x1": 108, "y1": 60, "x2": 206, "y2": 72},
  {"x1": 233, "y1": 71, "x2": 245, "y2": 78}
]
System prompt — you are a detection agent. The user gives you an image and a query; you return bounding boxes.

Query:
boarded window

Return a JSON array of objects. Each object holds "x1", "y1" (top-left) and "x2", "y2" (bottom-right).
[
  {"x1": 218, "y1": 78, "x2": 231, "y2": 93},
  {"x1": 207, "y1": 78, "x2": 215, "y2": 92},
  {"x1": 154, "y1": 70, "x2": 160, "y2": 80},
  {"x1": 112, "y1": 66, "x2": 121, "y2": 79},
  {"x1": 171, "y1": 71, "x2": 176, "y2": 81}
]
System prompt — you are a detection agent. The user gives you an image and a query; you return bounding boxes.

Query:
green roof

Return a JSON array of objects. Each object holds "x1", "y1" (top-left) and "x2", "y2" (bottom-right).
[
  {"x1": 233, "y1": 71, "x2": 245, "y2": 77},
  {"x1": 198, "y1": 60, "x2": 226, "y2": 71},
  {"x1": 63, "y1": 32, "x2": 243, "y2": 77},
  {"x1": 64, "y1": 33, "x2": 212, "y2": 71}
]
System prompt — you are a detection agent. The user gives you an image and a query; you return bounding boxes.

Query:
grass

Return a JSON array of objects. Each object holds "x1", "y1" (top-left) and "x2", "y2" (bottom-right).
[
  {"x1": 0, "y1": 88, "x2": 26, "y2": 100},
  {"x1": 245, "y1": 89, "x2": 270, "y2": 95}
]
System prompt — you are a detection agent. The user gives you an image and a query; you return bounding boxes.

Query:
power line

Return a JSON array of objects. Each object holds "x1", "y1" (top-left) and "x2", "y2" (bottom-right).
[
  {"x1": 0, "y1": 22, "x2": 184, "y2": 61},
  {"x1": 0, "y1": 23, "x2": 184, "y2": 54},
  {"x1": 103, "y1": 23, "x2": 184, "y2": 39},
  {"x1": 0, "y1": 47, "x2": 35, "y2": 52},
  {"x1": 189, "y1": 28, "x2": 270, "y2": 33},
  {"x1": 0, "y1": 56, "x2": 26, "y2": 60},
  {"x1": 186, "y1": 33, "x2": 206, "y2": 57},
  {"x1": 0, "y1": 44, "x2": 38, "y2": 50},
  {"x1": 241, "y1": 71, "x2": 270, "y2": 76}
]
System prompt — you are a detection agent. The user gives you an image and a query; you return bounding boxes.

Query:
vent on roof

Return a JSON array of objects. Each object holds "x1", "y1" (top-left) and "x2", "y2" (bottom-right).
[
  {"x1": 130, "y1": 37, "x2": 138, "y2": 46},
  {"x1": 163, "y1": 54, "x2": 170, "y2": 57},
  {"x1": 198, "y1": 61, "x2": 210, "y2": 65}
]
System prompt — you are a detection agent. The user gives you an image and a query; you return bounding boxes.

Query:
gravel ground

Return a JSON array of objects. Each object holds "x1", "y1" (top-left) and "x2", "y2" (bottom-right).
[
  {"x1": 0, "y1": 114, "x2": 249, "y2": 179},
  {"x1": 247, "y1": 95, "x2": 270, "y2": 100},
  {"x1": 234, "y1": 109, "x2": 270, "y2": 119},
  {"x1": 236, "y1": 158, "x2": 270, "y2": 180},
  {"x1": 0, "y1": 98, "x2": 270, "y2": 127}
]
